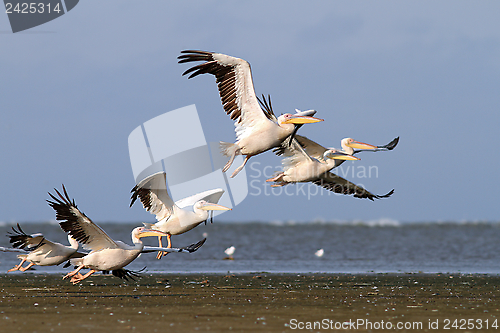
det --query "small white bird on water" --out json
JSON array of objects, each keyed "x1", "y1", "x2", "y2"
[
  {"x1": 315, "y1": 249, "x2": 324, "y2": 257},
  {"x1": 224, "y1": 246, "x2": 235, "y2": 260}
]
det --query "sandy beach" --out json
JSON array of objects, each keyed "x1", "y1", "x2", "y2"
[{"x1": 1, "y1": 273, "x2": 498, "y2": 332}]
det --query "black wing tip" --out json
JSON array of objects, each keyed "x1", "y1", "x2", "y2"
[
  {"x1": 177, "y1": 50, "x2": 215, "y2": 64},
  {"x1": 6, "y1": 223, "x2": 37, "y2": 250},
  {"x1": 257, "y1": 94, "x2": 276, "y2": 121},
  {"x1": 384, "y1": 137, "x2": 399, "y2": 150},
  {"x1": 129, "y1": 185, "x2": 139, "y2": 207},
  {"x1": 377, "y1": 189, "x2": 395, "y2": 199},
  {"x1": 362, "y1": 188, "x2": 395, "y2": 200},
  {"x1": 7, "y1": 223, "x2": 25, "y2": 237},
  {"x1": 366, "y1": 188, "x2": 395, "y2": 200},
  {"x1": 179, "y1": 49, "x2": 213, "y2": 55},
  {"x1": 184, "y1": 238, "x2": 207, "y2": 253},
  {"x1": 376, "y1": 136, "x2": 399, "y2": 151},
  {"x1": 111, "y1": 267, "x2": 147, "y2": 281},
  {"x1": 47, "y1": 184, "x2": 76, "y2": 208}
]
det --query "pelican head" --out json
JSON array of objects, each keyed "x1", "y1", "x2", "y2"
[
  {"x1": 341, "y1": 138, "x2": 377, "y2": 152},
  {"x1": 195, "y1": 200, "x2": 232, "y2": 211},
  {"x1": 278, "y1": 111, "x2": 323, "y2": 125},
  {"x1": 132, "y1": 227, "x2": 169, "y2": 242},
  {"x1": 324, "y1": 149, "x2": 360, "y2": 161}
]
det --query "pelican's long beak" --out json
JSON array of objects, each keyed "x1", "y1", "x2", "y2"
[
  {"x1": 346, "y1": 140, "x2": 377, "y2": 150},
  {"x1": 199, "y1": 203, "x2": 232, "y2": 211},
  {"x1": 325, "y1": 151, "x2": 360, "y2": 161},
  {"x1": 282, "y1": 114, "x2": 324, "y2": 124},
  {"x1": 138, "y1": 229, "x2": 169, "y2": 238}
]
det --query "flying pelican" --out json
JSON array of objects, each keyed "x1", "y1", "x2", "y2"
[
  {"x1": 267, "y1": 135, "x2": 395, "y2": 200},
  {"x1": 5, "y1": 223, "x2": 83, "y2": 272},
  {"x1": 178, "y1": 50, "x2": 324, "y2": 177},
  {"x1": 47, "y1": 186, "x2": 206, "y2": 284},
  {"x1": 131, "y1": 171, "x2": 231, "y2": 259}
]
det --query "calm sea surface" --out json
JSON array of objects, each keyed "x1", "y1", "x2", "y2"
[{"x1": 1, "y1": 221, "x2": 499, "y2": 274}]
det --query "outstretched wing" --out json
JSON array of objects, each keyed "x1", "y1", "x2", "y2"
[
  {"x1": 178, "y1": 50, "x2": 274, "y2": 139},
  {"x1": 142, "y1": 238, "x2": 207, "y2": 254},
  {"x1": 274, "y1": 135, "x2": 328, "y2": 159},
  {"x1": 0, "y1": 246, "x2": 27, "y2": 253},
  {"x1": 110, "y1": 267, "x2": 146, "y2": 281},
  {"x1": 379, "y1": 136, "x2": 399, "y2": 151},
  {"x1": 273, "y1": 134, "x2": 327, "y2": 172},
  {"x1": 7, "y1": 223, "x2": 45, "y2": 251},
  {"x1": 313, "y1": 172, "x2": 395, "y2": 201},
  {"x1": 175, "y1": 188, "x2": 225, "y2": 209},
  {"x1": 130, "y1": 172, "x2": 176, "y2": 221},
  {"x1": 353, "y1": 136, "x2": 400, "y2": 155},
  {"x1": 47, "y1": 186, "x2": 118, "y2": 251}
]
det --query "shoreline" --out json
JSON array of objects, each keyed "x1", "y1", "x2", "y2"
[{"x1": 1, "y1": 273, "x2": 499, "y2": 332}]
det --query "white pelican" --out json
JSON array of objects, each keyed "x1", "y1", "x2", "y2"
[
  {"x1": 267, "y1": 135, "x2": 395, "y2": 200},
  {"x1": 130, "y1": 171, "x2": 231, "y2": 259},
  {"x1": 47, "y1": 186, "x2": 205, "y2": 284},
  {"x1": 5, "y1": 223, "x2": 83, "y2": 272},
  {"x1": 178, "y1": 50, "x2": 324, "y2": 177}
]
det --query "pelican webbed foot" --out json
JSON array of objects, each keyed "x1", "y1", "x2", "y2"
[
  {"x1": 63, "y1": 264, "x2": 84, "y2": 280},
  {"x1": 70, "y1": 269, "x2": 96, "y2": 285},
  {"x1": 7, "y1": 258, "x2": 27, "y2": 272},
  {"x1": 18, "y1": 262, "x2": 35, "y2": 272},
  {"x1": 266, "y1": 172, "x2": 284, "y2": 183}
]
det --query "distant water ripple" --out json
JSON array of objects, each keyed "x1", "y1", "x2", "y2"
[{"x1": 1, "y1": 221, "x2": 499, "y2": 274}]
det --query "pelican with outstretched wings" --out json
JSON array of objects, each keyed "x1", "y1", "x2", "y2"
[
  {"x1": 3, "y1": 223, "x2": 83, "y2": 272},
  {"x1": 47, "y1": 186, "x2": 205, "y2": 284},
  {"x1": 267, "y1": 135, "x2": 397, "y2": 200},
  {"x1": 178, "y1": 50, "x2": 323, "y2": 177},
  {"x1": 130, "y1": 171, "x2": 231, "y2": 259}
]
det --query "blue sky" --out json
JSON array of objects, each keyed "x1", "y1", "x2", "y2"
[{"x1": 1, "y1": 1, "x2": 499, "y2": 223}]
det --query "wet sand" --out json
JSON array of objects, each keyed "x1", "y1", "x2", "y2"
[{"x1": 1, "y1": 273, "x2": 499, "y2": 332}]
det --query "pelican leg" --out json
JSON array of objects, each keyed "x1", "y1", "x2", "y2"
[
  {"x1": 160, "y1": 234, "x2": 172, "y2": 258},
  {"x1": 70, "y1": 269, "x2": 96, "y2": 285},
  {"x1": 19, "y1": 262, "x2": 35, "y2": 272},
  {"x1": 63, "y1": 264, "x2": 84, "y2": 280},
  {"x1": 162, "y1": 234, "x2": 172, "y2": 257},
  {"x1": 266, "y1": 172, "x2": 284, "y2": 183},
  {"x1": 231, "y1": 155, "x2": 251, "y2": 178},
  {"x1": 156, "y1": 236, "x2": 163, "y2": 260},
  {"x1": 7, "y1": 258, "x2": 27, "y2": 272},
  {"x1": 222, "y1": 147, "x2": 241, "y2": 173}
]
